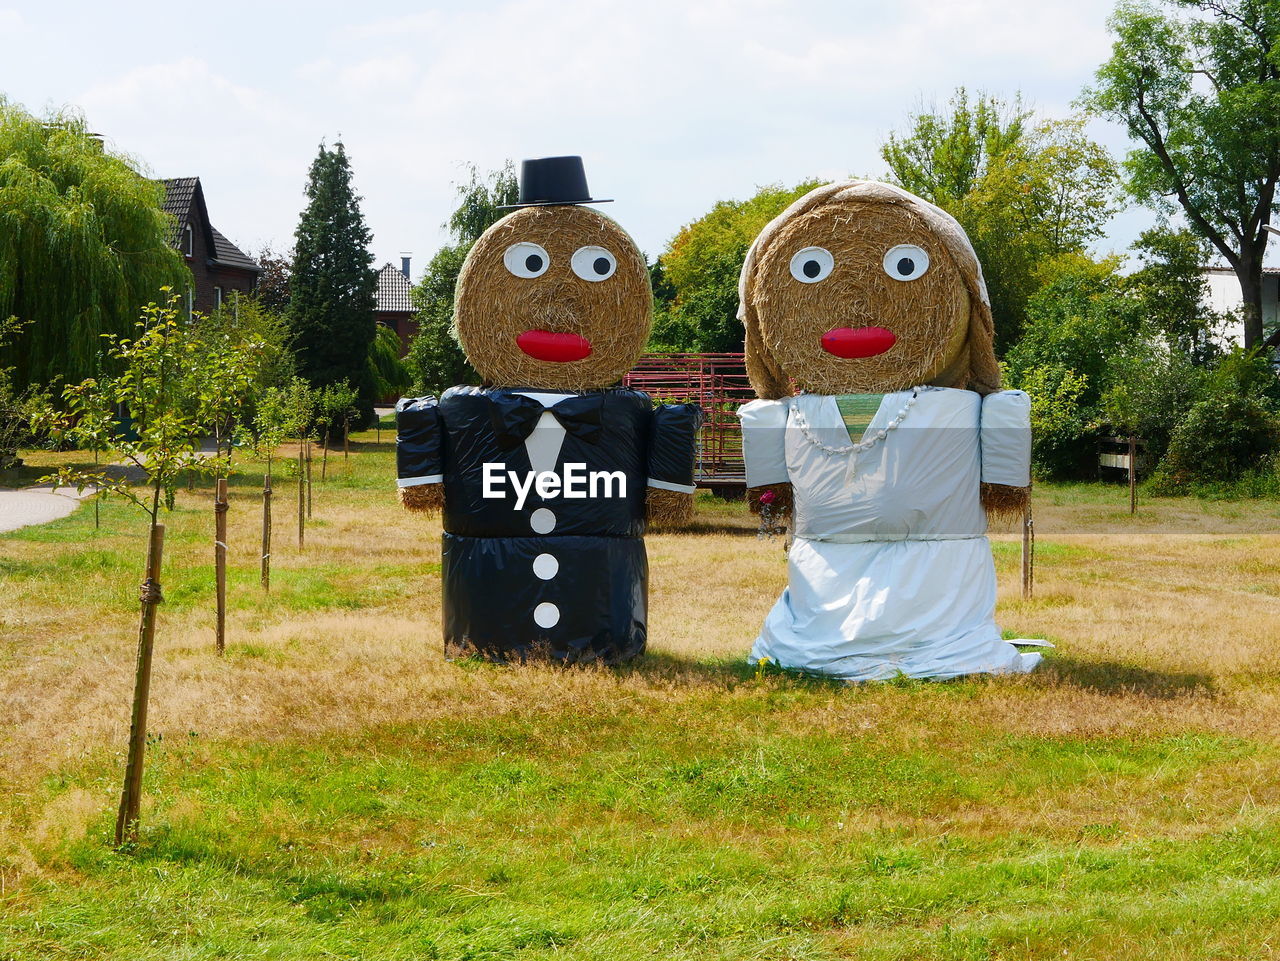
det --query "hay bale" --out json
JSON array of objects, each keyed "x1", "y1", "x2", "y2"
[
  {"x1": 455, "y1": 205, "x2": 652, "y2": 391},
  {"x1": 739, "y1": 181, "x2": 1001, "y2": 398}
]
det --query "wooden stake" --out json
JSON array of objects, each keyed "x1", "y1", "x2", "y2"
[
  {"x1": 343, "y1": 418, "x2": 349, "y2": 459},
  {"x1": 297, "y1": 442, "x2": 305, "y2": 550},
  {"x1": 94, "y1": 448, "x2": 100, "y2": 530},
  {"x1": 115, "y1": 522, "x2": 165, "y2": 847},
  {"x1": 261, "y1": 474, "x2": 272, "y2": 591},
  {"x1": 1021, "y1": 503, "x2": 1034, "y2": 600},
  {"x1": 306, "y1": 440, "x2": 313, "y2": 518},
  {"x1": 214, "y1": 479, "x2": 228, "y2": 655},
  {"x1": 1128, "y1": 434, "x2": 1137, "y2": 515}
]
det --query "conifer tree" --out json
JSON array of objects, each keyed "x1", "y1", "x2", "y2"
[{"x1": 288, "y1": 141, "x2": 377, "y2": 427}]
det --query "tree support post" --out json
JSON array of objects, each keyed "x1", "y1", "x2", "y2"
[
  {"x1": 297, "y1": 442, "x2": 305, "y2": 550},
  {"x1": 1128, "y1": 434, "x2": 1137, "y2": 515},
  {"x1": 115, "y1": 523, "x2": 165, "y2": 847},
  {"x1": 1021, "y1": 503, "x2": 1034, "y2": 600},
  {"x1": 215, "y1": 479, "x2": 228, "y2": 655},
  {"x1": 261, "y1": 474, "x2": 272, "y2": 591}
]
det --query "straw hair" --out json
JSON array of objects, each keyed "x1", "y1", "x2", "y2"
[
  {"x1": 399, "y1": 483, "x2": 444, "y2": 515},
  {"x1": 740, "y1": 181, "x2": 1000, "y2": 399},
  {"x1": 645, "y1": 488, "x2": 694, "y2": 529},
  {"x1": 455, "y1": 205, "x2": 652, "y2": 390},
  {"x1": 980, "y1": 481, "x2": 1031, "y2": 523}
]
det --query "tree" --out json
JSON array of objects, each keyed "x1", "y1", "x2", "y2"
[
  {"x1": 1004, "y1": 254, "x2": 1142, "y2": 474},
  {"x1": 1083, "y1": 0, "x2": 1280, "y2": 348},
  {"x1": 0, "y1": 317, "x2": 45, "y2": 470},
  {"x1": 288, "y1": 141, "x2": 377, "y2": 424},
  {"x1": 0, "y1": 98, "x2": 188, "y2": 390},
  {"x1": 252, "y1": 245, "x2": 292, "y2": 313},
  {"x1": 405, "y1": 163, "x2": 517, "y2": 395},
  {"x1": 655, "y1": 181, "x2": 822, "y2": 352},
  {"x1": 367, "y1": 323, "x2": 412, "y2": 399},
  {"x1": 39, "y1": 291, "x2": 217, "y2": 845},
  {"x1": 186, "y1": 298, "x2": 292, "y2": 465},
  {"x1": 882, "y1": 89, "x2": 1121, "y2": 351},
  {"x1": 1127, "y1": 226, "x2": 1224, "y2": 363}
]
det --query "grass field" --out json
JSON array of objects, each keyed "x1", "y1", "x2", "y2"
[{"x1": 3, "y1": 427, "x2": 1280, "y2": 959}]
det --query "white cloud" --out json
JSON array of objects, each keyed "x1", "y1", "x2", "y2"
[{"x1": 7, "y1": 0, "x2": 1145, "y2": 268}]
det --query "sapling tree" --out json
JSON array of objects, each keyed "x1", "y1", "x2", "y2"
[
  {"x1": 40, "y1": 291, "x2": 213, "y2": 846},
  {"x1": 316, "y1": 380, "x2": 359, "y2": 478},
  {"x1": 251, "y1": 381, "x2": 305, "y2": 589}
]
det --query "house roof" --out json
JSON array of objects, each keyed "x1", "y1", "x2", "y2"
[
  {"x1": 211, "y1": 226, "x2": 260, "y2": 272},
  {"x1": 1204, "y1": 265, "x2": 1280, "y2": 276},
  {"x1": 158, "y1": 177, "x2": 261, "y2": 274},
  {"x1": 158, "y1": 176, "x2": 200, "y2": 246},
  {"x1": 376, "y1": 262, "x2": 414, "y2": 312}
]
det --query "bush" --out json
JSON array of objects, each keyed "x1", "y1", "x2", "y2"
[
  {"x1": 1101, "y1": 345, "x2": 1207, "y2": 465},
  {"x1": 1149, "y1": 392, "x2": 1280, "y2": 493},
  {"x1": 1013, "y1": 364, "x2": 1096, "y2": 478}
]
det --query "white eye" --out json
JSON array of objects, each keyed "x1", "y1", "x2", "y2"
[
  {"x1": 570, "y1": 246, "x2": 617, "y2": 282},
  {"x1": 789, "y1": 246, "x2": 834, "y2": 283},
  {"x1": 883, "y1": 244, "x2": 930, "y2": 281},
  {"x1": 503, "y1": 242, "x2": 550, "y2": 278}
]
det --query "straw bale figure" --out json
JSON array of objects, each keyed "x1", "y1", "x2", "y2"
[
  {"x1": 738, "y1": 180, "x2": 1039, "y2": 680},
  {"x1": 395, "y1": 157, "x2": 701, "y2": 664}
]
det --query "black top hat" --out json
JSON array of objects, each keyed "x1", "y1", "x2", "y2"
[{"x1": 500, "y1": 156, "x2": 612, "y2": 208}]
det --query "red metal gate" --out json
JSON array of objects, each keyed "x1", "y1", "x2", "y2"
[{"x1": 624, "y1": 352, "x2": 753, "y2": 489}]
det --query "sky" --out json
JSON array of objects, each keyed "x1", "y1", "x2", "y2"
[{"x1": 1, "y1": 0, "x2": 1164, "y2": 275}]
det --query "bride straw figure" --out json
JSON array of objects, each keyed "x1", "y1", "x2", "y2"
[{"x1": 738, "y1": 180, "x2": 1043, "y2": 681}]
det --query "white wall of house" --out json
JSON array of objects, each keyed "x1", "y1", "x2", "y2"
[{"x1": 1203, "y1": 268, "x2": 1280, "y2": 346}]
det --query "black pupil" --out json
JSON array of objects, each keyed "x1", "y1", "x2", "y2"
[
  {"x1": 525, "y1": 253, "x2": 543, "y2": 272},
  {"x1": 896, "y1": 257, "x2": 915, "y2": 276},
  {"x1": 803, "y1": 259, "x2": 821, "y2": 278},
  {"x1": 593, "y1": 257, "x2": 610, "y2": 275}
]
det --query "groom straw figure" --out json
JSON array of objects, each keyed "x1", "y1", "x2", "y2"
[{"x1": 396, "y1": 156, "x2": 701, "y2": 664}]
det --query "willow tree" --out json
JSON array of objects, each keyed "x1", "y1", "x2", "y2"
[{"x1": 0, "y1": 98, "x2": 188, "y2": 390}]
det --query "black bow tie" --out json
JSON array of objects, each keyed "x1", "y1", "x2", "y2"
[{"x1": 490, "y1": 392, "x2": 605, "y2": 450}]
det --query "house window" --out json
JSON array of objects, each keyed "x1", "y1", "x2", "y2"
[
  {"x1": 214, "y1": 287, "x2": 223, "y2": 310},
  {"x1": 183, "y1": 224, "x2": 193, "y2": 257}
]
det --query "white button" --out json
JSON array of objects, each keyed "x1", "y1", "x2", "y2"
[
  {"x1": 534, "y1": 602, "x2": 560, "y2": 628},
  {"x1": 530, "y1": 508, "x2": 556, "y2": 534},
  {"x1": 533, "y1": 553, "x2": 559, "y2": 580}
]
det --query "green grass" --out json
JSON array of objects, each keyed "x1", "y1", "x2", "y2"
[
  {"x1": 5, "y1": 706, "x2": 1277, "y2": 959},
  {"x1": 3, "y1": 432, "x2": 1280, "y2": 959}
]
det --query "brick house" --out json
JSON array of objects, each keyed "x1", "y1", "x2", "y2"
[
  {"x1": 159, "y1": 177, "x2": 260, "y2": 314},
  {"x1": 376, "y1": 257, "x2": 417, "y2": 355}
]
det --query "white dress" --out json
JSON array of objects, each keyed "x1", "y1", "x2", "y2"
[{"x1": 739, "y1": 387, "x2": 1040, "y2": 681}]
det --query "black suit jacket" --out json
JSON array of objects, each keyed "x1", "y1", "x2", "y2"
[{"x1": 395, "y1": 387, "x2": 701, "y2": 664}]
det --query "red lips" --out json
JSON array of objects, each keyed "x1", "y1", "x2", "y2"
[
  {"x1": 516, "y1": 329, "x2": 593, "y2": 363},
  {"x1": 820, "y1": 326, "x2": 896, "y2": 359}
]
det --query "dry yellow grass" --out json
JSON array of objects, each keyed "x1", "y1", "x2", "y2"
[{"x1": 3, "y1": 460, "x2": 1280, "y2": 791}]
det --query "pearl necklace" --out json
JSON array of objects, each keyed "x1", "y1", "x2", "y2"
[{"x1": 789, "y1": 388, "x2": 923, "y2": 456}]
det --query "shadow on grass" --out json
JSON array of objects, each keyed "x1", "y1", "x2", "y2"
[
  {"x1": 666, "y1": 519, "x2": 761, "y2": 537},
  {"x1": 1043, "y1": 655, "x2": 1215, "y2": 699},
  {"x1": 617, "y1": 648, "x2": 850, "y2": 692}
]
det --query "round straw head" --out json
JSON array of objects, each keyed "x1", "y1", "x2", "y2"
[
  {"x1": 739, "y1": 181, "x2": 1000, "y2": 398},
  {"x1": 455, "y1": 205, "x2": 652, "y2": 390}
]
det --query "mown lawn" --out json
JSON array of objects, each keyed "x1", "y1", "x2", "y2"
[{"x1": 2, "y1": 430, "x2": 1280, "y2": 959}]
